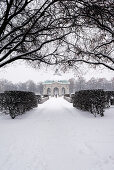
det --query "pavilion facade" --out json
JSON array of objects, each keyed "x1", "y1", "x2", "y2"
[{"x1": 43, "y1": 80, "x2": 70, "y2": 96}]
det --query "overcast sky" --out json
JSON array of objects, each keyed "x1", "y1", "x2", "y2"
[{"x1": 0, "y1": 61, "x2": 113, "y2": 83}]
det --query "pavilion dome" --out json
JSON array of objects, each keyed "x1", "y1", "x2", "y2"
[{"x1": 43, "y1": 69, "x2": 70, "y2": 85}]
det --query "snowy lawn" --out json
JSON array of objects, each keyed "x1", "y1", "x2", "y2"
[{"x1": 0, "y1": 97, "x2": 114, "y2": 170}]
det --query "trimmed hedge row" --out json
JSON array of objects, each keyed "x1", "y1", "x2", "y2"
[
  {"x1": 64, "y1": 94, "x2": 71, "y2": 102},
  {"x1": 36, "y1": 95, "x2": 42, "y2": 103},
  {"x1": 64, "y1": 96, "x2": 72, "y2": 103},
  {"x1": 39, "y1": 97, "x2": 49, "y2": 104},
  {"x1": 43, "y1": 95, "x2": 49, "y2": 98},
  {"x1": 35, "y1": 95, "x2": 49, "y2": 104},
  {"x1": 104, "y1": 91, "x2": 114, "y2": 107},
  {"x1": 70, "y1": 94, "x2": 75, "y2": 103},
  {"x1": 64, "y1": 94, "x2": 75, "y2": 103},
  {"x1": 0, "y1": 91, "x2": 37, "y2": 119},
  {"x1": 111, "y1": 99, "x2": 114, "y2": 105},
  {"x1": 64, "y1": 94, "x2": 70, "y2": 97},
  {"x1": 73, "y1": 90, "x2": 105, "y2": 117}
]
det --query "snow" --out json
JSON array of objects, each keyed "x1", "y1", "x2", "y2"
[{"x1": 0, "y1": 97, "x2": 114, "y2": 170}]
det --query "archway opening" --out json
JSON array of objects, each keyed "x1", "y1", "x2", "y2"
[
  {"x1": 62, "y1": 87, "x2": 65, "y2": 95},
  {"x1": 53, "y1": 87, "x2": 59, "y2": 96},
  {"x1": 47, "y1": 88, "x2": 51, "y2": 96}
]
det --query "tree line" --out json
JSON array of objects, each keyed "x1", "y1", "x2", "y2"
[
  {"x1": 0, "y1": 79, "x2": 43, "y2": 94},
  {"x1": 69, "y1": 77, "x2": 114, "y2": 93},
  {"x1": 0, "y1": 77, "x2": 114, "y2": 95}
]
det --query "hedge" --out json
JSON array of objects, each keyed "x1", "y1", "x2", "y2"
[
  {"x1": 110, "y1": 99, "x2": 114, "y2": 105},
  {"x1": 73, "y1": 90, "x2": 105, "y2": 117},
  {"x1": 0, "y1": 91, "x2": 37, "y2": 119},
  {"x1": 70, "y1": 93, "x2": 75, "y2": 103},
  {"x1": 36, "y1": 95, "x2": 42, "y2": 103},
  {"x1": 64, "y1": 94, "x2": 70, "y2": 97},
  {"x1": 39, "y1": 97, "x2": 49, "y2": 104},
  {"x1": 64, "y1": 96, "x2": 72, "y2": 103},
  {"x1": 104, "y1": 91, "x2": 114, "y2": 107},
  {"x1": 0, "y1": 93, "x2": 7, "y2": 112},
  {"x1": 43, "y1": 95, "x2": 49, "y2": 98}
]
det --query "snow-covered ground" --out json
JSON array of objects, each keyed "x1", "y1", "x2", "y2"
[{"x1": 0, "y1": 97, "x2": 114, "y2": 170}]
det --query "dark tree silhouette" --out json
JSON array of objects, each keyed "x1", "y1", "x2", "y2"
[{"x1": 0, "y1": 0, "x2": 114, "y2": 70}]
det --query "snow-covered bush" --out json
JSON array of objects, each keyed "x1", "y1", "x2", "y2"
[
  {"x1": 104, "y1": 91, "x2": 114, "y2": 107},
  {"x1": 64, "y1": 94, "x2": 72, "y2": 103},
  {"x1": 0, "y1": 91, "x2": 37, "y2": 119},
  {"x1": 64, "y1": 96, "x2": 72, "y2": 103},
  {"x1": 39, "y1": 95, "x2": 49, "y2": 104},
  {"x1": 70, "y1": 94, "x2": 75, "y2": 103},
  {"x1": 73, "y1": 90, "x2": 105, "y2": 117},
  {"x1": 64, "y1": 94, "x2": 70, "y2": 97},
  {"x1": 43, "y1": 95, "x2": 49, "y2": 98},
  {"x1": 36, "y1": 95, "x2": 41, "y2": 103},
  {"x1": 39, "y1": 97, "x2": 49, "y2": 104},
  {"x1": 0, "y1": 93, "x2": 7, "y2": 112},
  {"x1": 110, "y1": 99, "x2": 114, "y2": 105}
]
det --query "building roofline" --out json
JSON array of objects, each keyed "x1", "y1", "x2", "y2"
[{"x1": 43, "y1": 80, "x2": 70, "y2": 85}]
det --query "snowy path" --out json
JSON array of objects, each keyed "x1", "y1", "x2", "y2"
[{"x1": 0, "y1": 97, "x2": 114, "y2": 170}]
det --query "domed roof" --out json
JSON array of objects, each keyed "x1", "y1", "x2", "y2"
[
  {"x1": 43, "y1": 68, "x2": 70, "y2": 85},
  {"x1": 43, "y1": 80, "x2": 70, "y2": 85}
]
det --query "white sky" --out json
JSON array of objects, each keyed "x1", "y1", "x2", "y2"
[{"x1": 0, "y1": 61, "x2": 113, "y2": 83}]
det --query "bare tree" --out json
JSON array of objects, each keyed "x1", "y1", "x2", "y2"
[
  {"x1": 0, "y1": 0, "x2": 74, "y2": 68},
  {"x1": 60, "y1": 0, "x2": 114, "y2": 71},
  {"x1": 0, "y1": 0, "x2": 114, "y2": 70}
]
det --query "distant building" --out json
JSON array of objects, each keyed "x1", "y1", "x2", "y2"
[{"x1": 43, "y1": 80, "x2": 70, "y2": 96}]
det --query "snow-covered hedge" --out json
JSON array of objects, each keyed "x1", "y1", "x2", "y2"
[
  {"x1": 39, "y1": 96, "x2": 49, "y2": 104},
  {"x1": 73, "y1": 90, "x2": 105, "y2": 117},
  {"x1": 64, "y1": 94, "x2": 71, "y2": 102},
  {"x1": 70, "y1": 94, "x2": 75, "y2": 103},
  {"x1": 35, "y1": 95, "x2": 49, "y2": 104},
  {"x1": 0, "y1": 91, "x2": 37, "y2": 119},
  {"x1": 110, "y1": 99, "x2": 114, "y2": 105},
  {"x1": 0, "y1": 93, "x2": 7, "y2": 111},
  {"x1": 43, "y1": 95, "x2": 49, "y2": 98},
  {"x1": 64, "y1": 96, "x2": 72, "y2": 103},
  {"x1": 104, "y1": 91, "x2": 114, "y2": 107},
  {"x1": 64, "y1": 94, "x2": 70, "y2": 97},
  {"x1": 36, "y1": 95, "x2": 42, "y2": 103}
]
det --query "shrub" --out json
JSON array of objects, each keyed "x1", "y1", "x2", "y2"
[
  {"x1": 36, "y1": 95, "x2": 41, "y2": 103},
  {"x1": 43, "y1": 95, "x2": 49, "y2": 98},
  {"x1": 110, "y1": 99, "x2": 114, "y2": 105},
  {"x1": 70, "y1": 93, "x2": 75, "y2": 103},
  {"x1": 73, "y1": 90, "x2": 105, "y2": 117},
  {"x1": 0, "y1": 93, "x2": 7, "y2": 111},
  {"x1": 104, "y1": 91, "x2": 114, "y2": 107},
  {"x1": 0, "y1": 91, "x2": 37, "y2": 119},
  {"x1": 64, "y1": 94, "x2": 70, "y2": 97}
]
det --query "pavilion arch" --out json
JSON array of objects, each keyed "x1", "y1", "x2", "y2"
[
  {"x1": 43, "y1": 80, "x2": 70, "y2": 96},
  {"x1": 53, "y1": 87, "x2": 59, "y2": 96},
  {"x1": 61, "y1": 87, "x2": 66, "y2": 95},
  {"x1": 47, "y1": 88, "x2": 51, "y2": 96}
]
